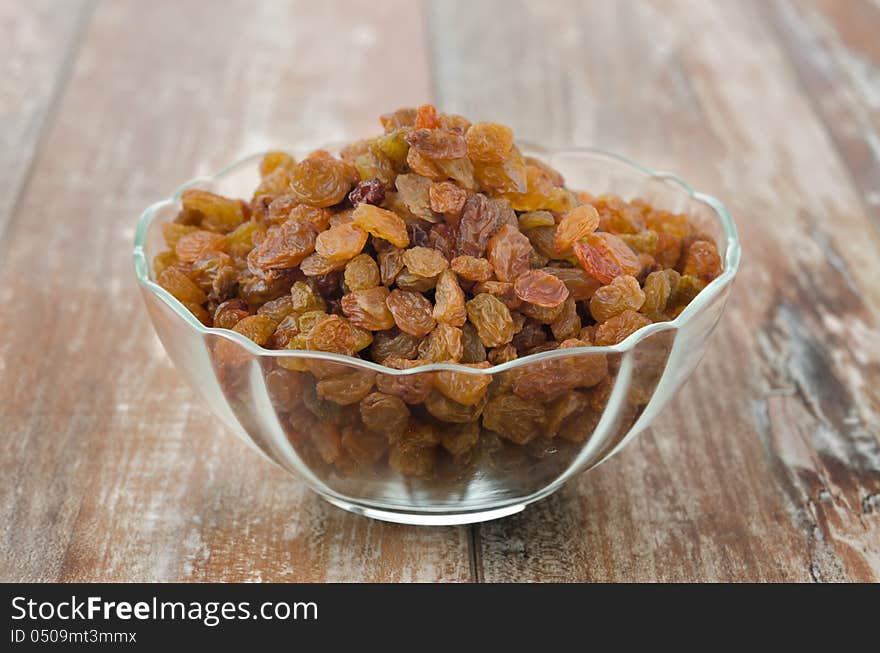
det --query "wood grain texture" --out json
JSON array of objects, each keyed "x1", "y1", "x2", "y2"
[
  {"x1": 766, "y1": 0, "x2": 880, "y2": 228},
  {"x1": 0, "y1": 0, "x2": 473, "y2": 583},
  {"x1": 429, "y1": 0, "x2": 880, "y2": 581},
  {"x1": 0, "y1": 0, "x2": 91, "y2": 236}
]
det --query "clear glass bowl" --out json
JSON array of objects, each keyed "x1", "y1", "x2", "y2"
[{"x1": 133, "y1": 146, "x2": 741, "y2": 525}]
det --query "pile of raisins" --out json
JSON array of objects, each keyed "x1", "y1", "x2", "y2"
[{"x1": 153, "y1": 105, "x2": 722, "y2": 478}]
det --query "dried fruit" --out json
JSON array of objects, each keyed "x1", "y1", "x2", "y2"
[
  {"x1": 341, "y1": 286, "x2": 395, "y2": 331},
  {"x1": 418, "y1": 323, "x2": 463, "y2": 362},
  {"x1": 433, "y1": 269, "x2": 467, "y2": 326},
  {"x1": 314, "y1": 222, "x2": 368, "y2": 262},
  {"x1": 589, "y1": 275, "x2": 646, "y2": 323},
  {"x1": 682, "y1": 240, "x2": 722, "y2": 283},
  {"x1": 466, "y1": 293, "x2": 515, "y2": 348},
  {"x1": 360, "y1": 392, "x2": 410, "y2": 439},
  {"x1": 352, "y1": 203, "x2": 409, "y2": 247},
  {"x1": 554, "y1": 204, "x2": 600, "y2": 253},
  {"x1": 305, "y1": 314, "x2": 356, "y2": 355},
  {"x1": 343, "y1": 253, "x2": 380, "y2": 291},
  {"x1": 370, "y1": 328, "x2": 420, "y2": 362},
  {"x1": 348, "y1": 178, "x2": 386, "y2": 207},
  {"x1": 450, "y1": 255, "x2": 494, "y2": 282},
  {"x1": 402, "y1": 246, "x2": 448, "y2": 278},
  {"x1": 180, "y1": 188, "x2": 245, "y2": 233},
  {"x1": 573, "y1": 232, "x2": 641, "y2": 284},
  {"x1": 514, "y1": 269, "x2": 570, "y2": 308},
  {"x1": 406, "y1": 128, "x2": 467, "y2": 160},
  {"x1": 465, "y1": 122, "x2": 514, "y2": 163},
  {"x1": 483, "y1": 394, "x2": 546, "y2": 444},
  {"x1": 593, "y1": 310, "x2": 652, "y2": 346},
  {"x1": 385, "y1": 289, "x2": 436, "y2": 337},
  {"x1": 248, "y1": 220, "x2": 318, "y2": 271},
  {"x1": 317, "y1": 370, "x2": 376, "y2": 405},
  {"x1": 290, "y1": 152, "x2": 354, "y2": 207},
  {"x1": 487, "y1": 224, "x2": 532, "y2": 282},
  {"x1": 456, "y1": 194, "x2": 503, "y2": 257},
  {"x1": 429, "y1": 181, "x2": 467, "y2": 216}
]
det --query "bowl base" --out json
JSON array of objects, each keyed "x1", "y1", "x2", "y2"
[{"x1": 321, "y1": 495, "x2": 527, "y2": 526}]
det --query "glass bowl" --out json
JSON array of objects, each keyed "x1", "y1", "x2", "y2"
[{"x1": 133, "y1": 146, "x2": 740, "y2": 525}]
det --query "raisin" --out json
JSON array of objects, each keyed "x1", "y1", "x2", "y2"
[
  {"x1": 434, "y1": 364, "x2": 492, "y2": 405},
  {"x1": 406, "y1": 128, "x2": 467, "y2": 160},
  {"x1": 248, "y1": 220, "x2": 318, "y2": 272},
  {"x1": 343, "y1": 253, "x2": 380, "y2": 291},
  {"x1": 413, "y1": 104, "x2": 440, "y2": 130},
  {"x1": 352, "y1": 203, "x2": 409, "y2": 247},
  {"x1": 299, "y1": 252, "x2": 346, "y2": 276},
  {"x1": 483, "y1": 394, "x2": 546, "y2": 445},
  {"x1": 375, "y1": 359, "x2": 434, "y2": 404},
  {"x1": 466, "y1": 293, "x2": 515, "y2": 348},
  {"x1": 214, "y1": 298, "x2": 250, "y2": 330},
  {"x1": 518, "y1": 211, "x2": 556, "y2": 231},
  {"x1": 461, "y1": 323, "x2": 487, "y2": 363},
  {"x1": 550, "y1": 296, "x2": 581, "y2": 341},
  {"x1": 554, "y1": 204, "x2": 600, "y2": 253},
  {"x1": 486, "y1": 224, "x2": 532, "y2": 282},
  {"x1": 316, "y1": 370, "x2": 376, "y2": 405},
  {"x1": 377, "y1": 248, "x2": 405, "y2": 285},
  {"x1": 640, "y1": 270, "x2": 672, "y2": 316},
  {"x1": 180, "y1": 189, "x2": 245, "y2": 233},
  {"x1": 429, "y1": 181, "x2": 467, "y2": 216},
  {"x1": 472, "y1": 280, "x2": 520, "y2": 310},
  {"x1": 232, "y1": 314, "x2": 277, "y2": 345},
  {"x1": 433, "y1": 269, "x2": 467, "y2": 326},
  {"x1": 487, "y1": 343, "x2": 518, "y2": 365},
  {"x1": 400, "y1": 246, "x2": 447, "y2": 279},
  {"x1": 389, "y1": 438, "x2": 436, "y2": 478},
  {"x1": 456, "y1": 193, "x2": 503, "y2": 257},
  {"x1": 440, "y1": 422, "x2": 481, "y2": 456},
  {"x1": 428, "y1": 223, "x2": 458, "y2": 261},
  {"x1": 370, "y1": 328, "x2": 420, "y2": 362},
  {"x1": 512, "y1": 319, "x2": 548, "y2": 354},
  {"x1": 474, "y1": 146, "x2": 527, "y2": 194},
  {"x1": 465, "y1": 122, "x2": 514, "y2": 163},
  {"x1": 257, "y1": 294, "x2": 295, "y2": 323},
  {"x1": 541, "y1": 267, "x2": 601, "y2": 301},
  {"x1": 290, "y1": 152, "x2": 354, "y2": 207},
  {"x1": 573, "y1": 232, "x2": 641, "y2": 284},
  {"x1": 175, "y1": 230, "x2": 227, "y2": 262},
  {"x1": 158, "y1": 266, "x2": 207, "y2": 304},
  {"x1": 385, "y1": 289, "x2": 436, "y2": 337},
  {"x1": 450, "y1": 255, "x2": 494, "y2": 282},
  {"x1": 305, "y1": 314, "x2": 356, "y2": 355},
  {"x1": 513, "y1": 269, "x2": 570, "y2": 308},
  {"x1": 259, "y1": 151, "x2": 295, "y2": 178},
  {"x1": 593, "y1": 309, "x2": 652, "y2": 345},
  {"x1": 341, "y1": 286, "x2": 395, "y2": 331},
  {"x1": 589, "y1": 275, "x2": 646, "y2": 323},
  {"x1": 417, "y1": 323, "x2": 463, "y2": 362},
  {"x1": 348, "y1": 178, "x2": 386, "y2": 207},
  {"x1": 594, "y1": 195, "x2": 645, "y2": 234},
  {"x1": 682, "y1": 240, "x2": 722, "y2": 283},
  {"x1": 314, "y1": 223, "x2": 368, "y2": 262},
  {"x1": 425, "y1": 390, "x2": 487, "y2": 423},
  {"x1": 395, "y1": 173, "x2": 436, "y2": 221},
  {"x1": 381, "y1": 107, "x2": 418, "y2": 131}
]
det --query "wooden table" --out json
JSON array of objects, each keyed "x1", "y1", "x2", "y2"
[{"x1": 2, "y1": 0, "x2": 878, "y2": 582}]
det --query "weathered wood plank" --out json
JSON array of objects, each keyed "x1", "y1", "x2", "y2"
[
  {"x1": 0, "y1": 0, "x2": 472, "y2": 582},
  {"x1": 0, "y1": 0, "x2": 91, "y2": 236},
  {"x1": 766, "y1": 0, "x2": 880, "y2": 228},
  {"x1": 429, "y1": 0, "x2": 880, "y2": 581}
]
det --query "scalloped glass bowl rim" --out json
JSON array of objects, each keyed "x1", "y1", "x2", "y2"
[{"x1": 133, "y1": 145, "x2": 741, "y2": 377}]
